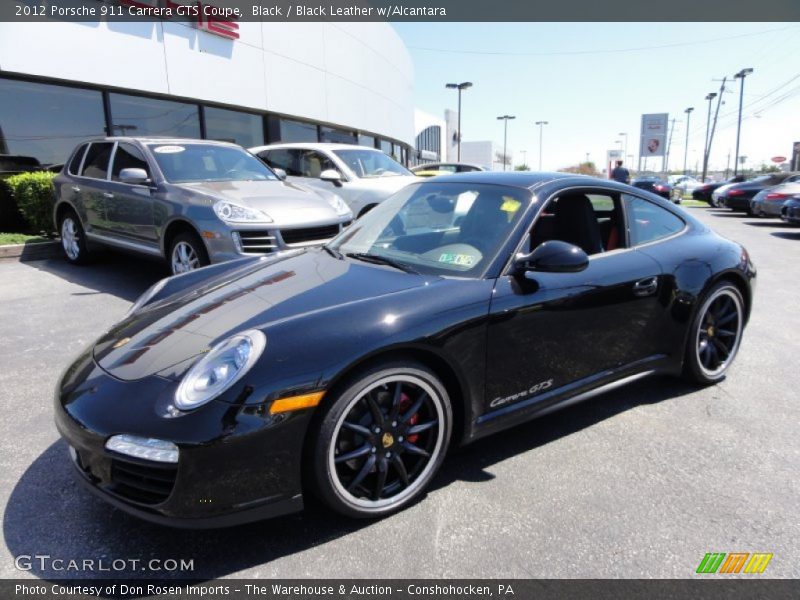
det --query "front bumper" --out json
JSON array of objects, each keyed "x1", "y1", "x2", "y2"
[
  {"x1": 54, "y1": 350, "x2": 312, "y2": 528},
  {"x1": 723, "y1": 195, "x2": 751, "y2": 210},
  {"x1": 781, "y1": 204, "x2": 800, "y2": 225}
]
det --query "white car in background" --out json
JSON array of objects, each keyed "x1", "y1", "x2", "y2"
[
  {"x1": 669, "y1": 175, "x2": 704, "y2": 195},
  {"x1": 250, "y1": 143, "x2": 419, "y2": 218}
]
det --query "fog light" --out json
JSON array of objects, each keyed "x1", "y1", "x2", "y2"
[
  {"x1": 231, "y1": 231, "x2": 243, "y2": 253},
  {"x1": 105, "y1": 434, "x2": 179, "y2": 464}
]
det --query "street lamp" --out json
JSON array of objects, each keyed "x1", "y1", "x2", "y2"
[
  {"x1": 535, "y1": 120, "x2": 548, "y2": 171},
  {"x1": 445, "y1": 82, "x2": 472, "y2": 162},
  {"x1": 497, "y1": 115, "x2": 515, "y2": 171},
  {"x1": 733, "y1": 68, "x2": 753, "y2": 176},
  {"x1": 702, "y1": 92, "x2": 717, "y2": 182},
  {"x1": 683, "y1": 107, "x2": 694, "y2": 175}
]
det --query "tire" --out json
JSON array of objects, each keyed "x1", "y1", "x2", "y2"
[
  {"x1": 168, "y1": 231, "x2": 209, "y2": 275},
  {"x1": 682, "y1": 281, "x2": 745, "y2": 385},
  {"x1": 309, "y1": 361, "x2": 452, "y2": 518},
  {"x1": 59, "y1": 209, "x2": 91, "y2": 265}
]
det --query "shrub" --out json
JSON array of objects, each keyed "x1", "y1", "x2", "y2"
[{"x1": 4, "y1": 171, "x2": 57, "y2": 235}]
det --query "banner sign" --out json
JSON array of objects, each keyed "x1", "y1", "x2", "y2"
[{"x1": 639, "y1": 113, "x2": 669, "y2": 158}]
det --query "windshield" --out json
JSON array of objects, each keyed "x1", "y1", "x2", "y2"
[
  {"x1": 148, "y1": 143, "x2": 278, "y2": 183},
  {"x1": 332, "y1": 149, "x2": 412, "y2": 178},
  {"x1": 327, "y1": 182, "x2": 529, "y2": 276}
]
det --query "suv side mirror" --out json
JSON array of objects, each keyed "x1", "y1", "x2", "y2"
[
  {"x1": 272, "y1": 168, "x2": 287, "y2": 181},
  {"x1": 119, "y1": 168, "x2": 150, "y2": 185},
  {"x1": 514, "y1": 240, "x2": 589, "y2": 274},
  {"x1": 320, "y1": 169, "x2": 343, "y2": 187}
]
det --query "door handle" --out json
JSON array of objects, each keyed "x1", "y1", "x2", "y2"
[
  {"x1": 103, "y1": 192, "x2": 114, "y2": 199},
  {"x1": 71, "y1": 186, "x2": 81, "y2": 193},
  {"x1": 633, "y1": 276, "x2": 658, "y2": 297}
]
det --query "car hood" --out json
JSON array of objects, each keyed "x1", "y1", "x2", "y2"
[
  {"x1": 348, "y1": 175, "x2": 419, "y2": 192},
  {"x1": 174, "y1": 180, "x2": 344, "y2": 222},
  {"x1": 93, "y1": 250, "x2": 438, "y2": 381}
]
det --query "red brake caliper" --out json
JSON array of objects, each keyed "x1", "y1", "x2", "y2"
[{"x1": 398, "y1": 393, "x2": 420, "y2": 443}]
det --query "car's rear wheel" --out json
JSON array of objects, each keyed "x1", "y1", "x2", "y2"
[
  {"x1": 309, "y1": 362, "x2": 452, "y2": 518},
  {"x1": 59, "y1": 209, "x2": 91, "y2": 265},
  {"x1": 169, "y1": 231, "x2": 209, "y2": 275},
  {"x1": 683, "y1": 282, "x2": 745, "y2": 385}
]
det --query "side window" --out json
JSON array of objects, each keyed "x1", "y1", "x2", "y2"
[
  {"x1": 80, "y1": 142, "x2": 114, "y2": 180},
  {"x1": 261, "y1": 149, "x2": 301, "y2": 176},
  {"x1": 111, "y1": 143, "x2": 150, "y2": 182},
  {"x1": 68, "y1": 144, "x2": 88, "y2": 175},
  {"x1": 298, "y1": 150, "x2": 337, "y2": 178},
  {"x1": 624, "y1": 195, "x2": 685, "y2": 246},
  {"x1": 529, "y1": 190, "x2": 624, "y2": 255}
]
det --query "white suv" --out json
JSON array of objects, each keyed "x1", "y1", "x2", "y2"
[{"x1": 250, "y1": 143, "x2": 419, "y2": 217}]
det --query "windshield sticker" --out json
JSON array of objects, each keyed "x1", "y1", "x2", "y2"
[
  {"x1": 438, "y1": 253, "x2": 476, "y2": 267},
  {"x1": 153, "y1": 145, "x2": 185, "y2": 154},
  {"x1": 500, "y1": 197, "x2": 522, "y2": 221}
]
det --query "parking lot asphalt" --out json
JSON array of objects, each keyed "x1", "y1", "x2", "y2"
[{"x1": 1, "y1": 207, "x2": 798, "y2": 581}]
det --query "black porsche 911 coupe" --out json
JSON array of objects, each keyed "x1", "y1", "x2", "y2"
[{"x1": 55, "y1": 172, "x2": 755, "y2": 527}]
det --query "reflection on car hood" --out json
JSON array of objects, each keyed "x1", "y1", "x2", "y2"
[
  {"x1": 175, "y1": 180, "x2": 342, "y2": 222},
  {"x1": 93, "y1": 250, "x2": 438, "y2": 381},
  {"x1": 349, "y1": 175, "x2": 419, "y2": 192}
]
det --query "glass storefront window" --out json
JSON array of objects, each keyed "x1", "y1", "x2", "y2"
[
  {"x1": 109, "y1": 93, "x2": 200, "y2": 138},
  {"x1": 319, "y1": 126, "x2": 356, "y2": 144},
  {"x1": 204, "y1": 107, "x2": 264, "y2": 148},
  {"x1": 380, "y1": 139, "x2": 392, "y2": 156},
  {"x1": 358, "y1": 134, "x2": 376, "y2": 148},
  {"x1": 0, "y1": 78, "x2": 106, "y2": 167},
  {"x1": 267, "y1": 116, "x2": 318, "y2": 143}
]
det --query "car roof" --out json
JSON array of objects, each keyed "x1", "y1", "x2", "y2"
[
  {"x1": 82, "y1": 137, "x2": 241, "y2": 147},
  {"x1": 249, "y1": 142, "x2": 373, "y2": 152},
  {"x1": 424, "y1": 170, "x2": 592, "y2": 190},
  {"x1": 413, "y1": 162, "x2": 484, "y2": 169}
]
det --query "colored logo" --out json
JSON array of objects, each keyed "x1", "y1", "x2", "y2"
[{"x1": 696, "y1": 552, "x2": 773, "y2": 574}]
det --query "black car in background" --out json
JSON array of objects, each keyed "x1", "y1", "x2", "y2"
[
  {"x1": 54, "y1": 172, "x2": 755, "y2": 527},
  {"x1": 693, "y1": 175, "x2": 745, "y2": 205},
  {"x1": 781, "y1": 196, "x2": 800, "y2": 225},
  {"x1": 718, "y1": 172, "x2": 800, "y2": 212},
  {"x1": 631, "y1": 176, "x2": 673, "y2": 201}
]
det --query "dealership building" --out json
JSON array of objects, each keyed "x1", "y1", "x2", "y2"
[{"x1": 0, "y1": 19, "x2": 415, "y2": 168}]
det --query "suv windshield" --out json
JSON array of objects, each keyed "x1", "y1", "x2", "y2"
[
  {"x1": 332, "y1": 149, "x2": 412, "y2": 178},
  {"x1": 148, "y1": 143, "x2": 278, "y2": 183},
  {"x1": 327, "y1": 182, "x2": 529, "y2": 276}
]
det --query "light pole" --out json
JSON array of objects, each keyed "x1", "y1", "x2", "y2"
[
  {"x1": 497, "y1": 115, "x2": 515, "y2": 171},
  {"x1": 702, "y1": 92, "x2": 717, "y2": 182},
  {"x1": 733, "y1": 68, "x2": 753, "y2": 176},
  {"x1": 618, "y1": 132, "x2": 628, "y2": 163},
  {"x1": 445, "y1": 82, "x2": 472, "y2": 162},
  {"x1": 683, "y1": 107, "x2": 694, "y2": 175},
  {"x1": 535, "y1": 120, "x2": 548, "y2": 171}
]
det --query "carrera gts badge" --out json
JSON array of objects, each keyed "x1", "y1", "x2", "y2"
[{"x1": 490, "y1": 379, "x2": 554, "y2": 408}]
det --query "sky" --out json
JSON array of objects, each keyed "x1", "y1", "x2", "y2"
[{"x1": 392, "y1": 22, "x2": 800, "y2": 173}]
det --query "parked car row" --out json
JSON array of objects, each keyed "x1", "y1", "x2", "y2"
[
  {"x1": 707, "y1": 171, "x2": 800, "y2": 223},
  {"x1": 54, "y1": 138, "x2": 419, "y2": 275}
]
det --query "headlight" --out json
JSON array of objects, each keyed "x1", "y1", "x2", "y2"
[
  {"x1": 124, "y1": 277, "x2": 168, "y2": 319},
  {"x1": 328, "y1": 195, "x2": 352, "y2": 217},
  {"x1": 175, "y1": 329, "x2": 266, "y2": 410},
  {"x1": 213, "y1": 201, "x2": 273, "y2": 224}
]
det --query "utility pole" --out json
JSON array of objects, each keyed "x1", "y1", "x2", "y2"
[
  {"x1": 535, "y1": 120, "x2": 548, "y2": 171},
  {"x1": 445, "y1": 82, "x2": 473, "y2": 162},
  {"x1": 733, "y1": 68, "x2": 753, "y2": 176},
  {"x1": 725, "y1": 150, "x2": 731, "y2": 179},
  {"x1": 665, "y1": 118, "x2": 677, "y2": 173},
  {"x1": 497, "y1": 115, "x2": 515, "y2": 171},
  {"x1": 701, "y1": 92, "x2": 717, "y2": 182},
  {"x1": 705, "y1": 77, "x2": 727, "y2": 182},
  {"x1": 683, "y1": 107, "x2": 694, "y2": 175}
]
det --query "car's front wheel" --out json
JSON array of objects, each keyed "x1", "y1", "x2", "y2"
[
  {"x1": 309, "y1": 362, "x2": 452, "y2": 518},
  {"x1": 683, "y1": 281, "x2": 745, "y2": 385},
  {"x1": 59, "y1": 209, "x2": 91, "y2": 265},
  {"x1": 169, "y1": 231, "x2": 209, "y2": 275}
]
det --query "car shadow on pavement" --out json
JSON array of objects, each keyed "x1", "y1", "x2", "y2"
[
  {"x1": 708, "y1": 211, "x2": 748, "y2": 218},
  {"x1": 770, "y1": 231, "x2": 800, "y2": 240},
  {"x1": 742, "y1": 220, "x2": 797, "y2": 228},
  {"x1": 3, "y1": 375, "x2": 695, "y2": 586},
  {"x1": 23, "y1": 251, "x2": 167, "y2": 303}
]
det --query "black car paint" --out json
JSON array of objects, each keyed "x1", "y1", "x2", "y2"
[
  {"x1": 55, "y1": 172, "x2": 755, "y2": 527},
  {"x1": 720, "y1": 173, "x2": 799, "y2": 211},
  {"x1": 781, "y1": 197, "x2": 800, "y2": 224}
]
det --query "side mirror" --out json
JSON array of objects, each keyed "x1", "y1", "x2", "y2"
[
  {"x1": 119, "y1": 168, "x2": 150, "y2": 185},
  {"x1": 514, "y1": 240, "x2": 589, "y2": 274},
  {"x1": 272, "y1": 167, "x2": 287, "y2": 181},
  {"x1": 320, "y1": 169, "x2": 343, "y2": 187}
]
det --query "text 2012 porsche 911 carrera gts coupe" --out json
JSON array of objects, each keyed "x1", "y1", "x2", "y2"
[{"x1": 55, "y1": 172, "x2": 755, "y2": 527}]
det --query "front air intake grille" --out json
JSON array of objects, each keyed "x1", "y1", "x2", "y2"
[
  {"x1": 280, "y1": 224, "x2": 342, "y2": 245},
  {"x1": 109, "y1": 457, "x2": 178, "y2": 505},
  {"x1": 236, "y1": 230, "x2": 278, "y2": 254}
]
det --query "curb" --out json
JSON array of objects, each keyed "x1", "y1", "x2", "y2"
[{"x1": 0, "y1": 240, "x2": 62, "y2": 262}]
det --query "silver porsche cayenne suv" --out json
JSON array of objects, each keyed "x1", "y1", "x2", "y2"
[{"x1": 53, "y1": 137, "x2": 353, "y2": 275}]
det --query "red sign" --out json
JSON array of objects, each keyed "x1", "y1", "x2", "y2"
[
  {"x1": 119, "y1": 0, "x2": 240, "y2": 40},
  {"x1": 771, "y1": 156, "x2": 787, "y2": 163}
]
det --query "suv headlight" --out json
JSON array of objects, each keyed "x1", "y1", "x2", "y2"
[
  {"x1": 213, "y1": 201, "x2": 273, "y2": 224},
  {"x1": 175, "y1": 329, "x2": 266, "y2": 410},
  {"x1": 328, "y1": 195, "x2": 352, "y2": 218}
]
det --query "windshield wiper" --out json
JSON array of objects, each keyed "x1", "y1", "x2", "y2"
[
  {"x1": 323, "y1": 246, "x2": 343, "y2": 260},
  {"x1": 345, "y1": 252, "x2": 419, "y2": 274}
]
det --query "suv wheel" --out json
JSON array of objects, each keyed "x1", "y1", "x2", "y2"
[
  {"x1": 59, "y1": 210, "x2": 91, "y2": 265},
  {"x1": 169, "y1": 232, "x2": 209, "y2": 275}
]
